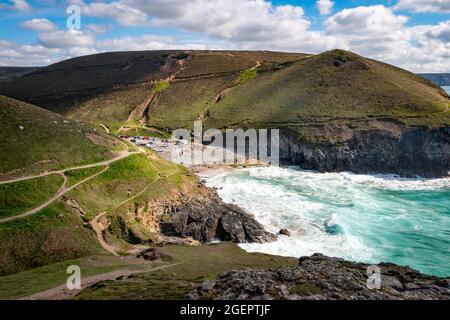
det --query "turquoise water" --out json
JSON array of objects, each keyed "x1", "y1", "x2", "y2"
[
  {"x1": 443, "y1": 86, "x2": 450, "y2": 94},
  {"x1": 207, "y1": 168, "x2": 450, "y2": 277}
]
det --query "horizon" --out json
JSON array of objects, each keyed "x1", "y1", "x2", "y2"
[{"x1": 0, "y1": 0, "x2": 449, "y2": 72}]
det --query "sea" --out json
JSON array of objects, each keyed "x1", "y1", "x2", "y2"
[{"x1": 206, "y1": 167, "x2": 450, "y2": 277}]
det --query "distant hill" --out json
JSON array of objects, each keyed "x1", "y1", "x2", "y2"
[
  {"x1": 0, "y1": 50, "x2": 447, "y2": 130},
  {"x1": 419, "y1": 73, "x2": 450, "y2": 86},
  {"x1": 0, "y1": 50, "x2": 448, "y2": 177},
  {"x1": 0, "y1": 51, "x2": 308, "y2": 124},
  {"x1": 0, "y1": 67, "x2": 39, "y2": 83}
]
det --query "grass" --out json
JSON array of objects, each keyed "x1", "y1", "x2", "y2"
[
  {"x1": 289, "y1": 283, "x2": 322, "y2": 296},
  {"x1": 68, "y1": 153, "x2": 193, "y2": 220},
  {"x1": 0, "y1": 255, "x2": 152, "y2": 300},
  {"x1": 0, "y1": 201, "x2": 103, "y2": 276},
  {"x1": 154, "y1": 81, "x2": 170, "y2": 93},
  {"x1": 0, "y1": 95, "x2": 117, "y2": 179},
  {"x1": 205, "y1": 50, "x2": 450, "y2": 129},
  {"x1": 75, "y1": 243, "x2": 298, "y2": 300},
  {"x1": 0, "y1": 174, "x2": 64, "y2": 219},
  {"x1": 65, "y1": 166, "x2": 107, "y2": 187},
  {"x1": 239, "y1": 68, "x2": 258, "y2": 84}
]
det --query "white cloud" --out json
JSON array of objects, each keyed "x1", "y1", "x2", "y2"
[
  {"x1": 326, "y1": 5, "x2": 408, "y2": 35},
  {"x1": 316, "y1": 0, "x2": 334, "y2": 15},
  {"x1": 0, "y1": 40, "x2": 59, "y2": 66},
  {"x1": 21, "y1": 19, "x2": 57, "y2": 32},
  {"x1": 81, "y1": 1, "x2": 148, "y2": 27},
  {"x1": 425, "y1": 20, "x2": 450, "y2": 42},
  {"x1": 37, "y1": 30, "x2": 95, "y2": 49},
  {"x1": 0, "y1": 2, "x2": 450, "y2": 73},
  {"x1": 85, "y1": 23, "x2": 112, "y2": 34},
  {"x1": 395, "y1": 0, "x2": 450, "y2": 13},
  {"x1": 96, "y1": 35, "x2": 208, "y2": 52},
  {"x1": 0, "y1": 0, "x2": 31, "y2": 11},
  {"x1": 11, "y1": 0, "x2": 31, "y2": 11}
]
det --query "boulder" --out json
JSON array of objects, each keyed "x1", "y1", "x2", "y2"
[
  {"x1": 189, "y1": 253, "x2": 450, "y2": 300},
  {"x1": 279, "y1": 229, "x2": 291, "y2": 237}
]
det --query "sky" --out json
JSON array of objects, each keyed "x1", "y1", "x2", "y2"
[{"x1": 0, "y1": 0, "x2": 449, "y2": 72}]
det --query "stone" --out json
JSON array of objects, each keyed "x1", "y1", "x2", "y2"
[
  {"x1": 279, "y1": 229, "x2": 291, "y2": 237},
  {"x1": 189, "y1": 254, "x2": 450, "y2": 300},
  {"x1": 137, "y1": 248, "x2": 172, "y2": 262}
]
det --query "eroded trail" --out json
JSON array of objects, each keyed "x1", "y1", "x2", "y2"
[
  {"x1": 89, "y1": 185, "x2": 151, "y2": 256},
  {"x1": 0, "y1": 150, "x2": 141, "y2": 186},
  {"x1": 0, "y1": 148, "x2": 144, "y2": 223},
  {"x1": 20, "y1": 262, "x2": 181, "y2": 300},
  {"x1": 0, "y1": 166, "x2": 110, "y2": 224}
]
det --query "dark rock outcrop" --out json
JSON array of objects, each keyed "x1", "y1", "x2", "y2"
[
  {"x1": 159, "y1": 189, "x2": 276, "y2": 244},
  {"x1": 279, "y1": 229, "x2": 291, "y2": 237},
  {"x1": 190, "y1": 254, "x2": 450, "y2": 300},
  {"x1": 280, "y1": 120, "x2": 450, "y2": 178},
  {"x1": 137, "y1": 248, "x2": 173, "y2": 261}
]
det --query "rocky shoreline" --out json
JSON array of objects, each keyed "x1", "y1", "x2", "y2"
[
  {"x1": 280, "y1": 120, "x2": 450, "y2": 178},
  {"x1": 158, "y1": 186, "x2": 277, "y2": 244},
  {"x1": 189, "y1": 253, "x2": 450, "y2": 300}
]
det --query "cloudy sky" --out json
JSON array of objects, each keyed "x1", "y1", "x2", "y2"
[{"x1": 0, "y1": 0, "x2": 449, "y2": 72}]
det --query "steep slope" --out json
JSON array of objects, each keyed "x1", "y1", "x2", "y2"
[
  {"x1": 0, "y1": 95, "x2": 118, "y2": 179},
  {"x1": 0, "y1": 67, "x2": 38, "y2": 83},
  {"x1": 0, "y1": 96, "x2": 274, "y2": 275},
  {"x1": 206, "y1": 50, "x2": 449, "y2": 128},
  {"x1": 0, "y1": 50, "x2": 306, "y2": 126},
  {"x1": 1, "y1": 50, "x2": 448, "y2": 177}
]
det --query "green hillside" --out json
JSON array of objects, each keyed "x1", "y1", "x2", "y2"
[
  {"x1": 0, "y1": 95, "x2": 118, "y2": 179},
  {"x1": 1, "y1": 50, "x2": 447, "y2": 131},
  {"x1": 0, "y1": 96, "x2": 199, "y2": 276},
  {"x1": 205, "y1": 50, "x2": 450, "y2": 128}
]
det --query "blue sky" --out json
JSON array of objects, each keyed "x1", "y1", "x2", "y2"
[{"x1": 0, "y1": 0, "x2": 449, "y2": 72}]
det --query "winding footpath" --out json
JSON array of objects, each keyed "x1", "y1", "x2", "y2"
[
  {"x1": 20, "y1": 262, "x2": 182, "y2": 300},
  {"x1": 0, "y1": 150, "x2": 142, "y2": 224},
  {"x1": 0, "y1": 150, "x2": 139, "y2": 186}
]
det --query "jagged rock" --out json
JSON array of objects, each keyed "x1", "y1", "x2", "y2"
[
  {"x1": 279, "y1": 229, "x2": 291, "y2": 237},
  {"x1": 159, "y1": 190, "x2": 276, "y2": 244},
  {"x1": 190, "y1": 254, "x2": 450, "y2": 300},
  {"x1": 280, "y1": 121, "x2": 450, "y2": 178},
  {"x1": 137, "y1": 248, "x2": 173, "y2": 262}
]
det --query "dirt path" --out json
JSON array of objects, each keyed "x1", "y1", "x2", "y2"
[
  {"x1": 89, "y1": 185, "x2": 150, "y2": 255},
  {"x1": 90, "y1": 213, "x2": 120, "y2": 256},
  {"x1": 0, "y1": 150, "x2": 140, "y2": 186},
  {"x1": 20, "y1": 262, "x2": 181, "y2": 300},
  {"x1": 0, "y1": 166, "x2": 110, "y2": 224},
  {"x1": 88, "y1": 186, "x2": 151, "y2": 258}
]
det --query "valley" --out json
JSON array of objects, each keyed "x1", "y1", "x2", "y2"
[{"x1": 0, "y1": 49, "x2": 448, "y2": 300}]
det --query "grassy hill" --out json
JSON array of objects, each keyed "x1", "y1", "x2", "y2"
[
  {"x1": 0, "y1": 96, "x2": 199, "y2": 276},
  {"x1": 205, "y1": 50, "x2": 450, "y2": 129},
  {"x1": 0, "y1": 50, "x2": 309, "y2": 128},
  {"x1": 0, "y1": 95, "x2": 118, "y2": 179},
  {"x1": 0, "y1": 50, "x2": 447, "y2": 131},
  {"x1": 0, "y1": 67, "x2": 38, "y2": 83}
]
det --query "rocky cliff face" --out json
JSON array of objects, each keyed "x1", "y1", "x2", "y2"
[
  {"x1": 107, "y1": 182, "x2": 276, "y2": 246},
  {"x1": 159, "y1": 187, "x2": 277, "y2": 244},
  {"x1": 190, "y1": 253, "x2": 450, "y2": 300},
  {"x1": 280, "y1": 120, "x2": 450, "y2": 178}
]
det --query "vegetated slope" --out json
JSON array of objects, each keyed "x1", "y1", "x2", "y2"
[
  {"x1": 206, "y1": 50, "x2": 450, "y2": 128},
  {"x1": 1, "y1": 50, "x2": 449, "y2": 177},
  {"x1": 0, "y1": 50, "x2": 308, "y2": 127},
  {"x1": 0, "y1": 67, "x2": 38, "y2": 83},
  {"x1": 0, "y1": 95, "x2": 117, "y2": 179},
  {"x1": 0, "y1": 97, "x2": 274, "y2": 275},
  {"x1": 420, "y1": 73, "x2": 450, "y2": 86}
]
